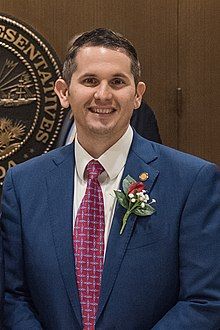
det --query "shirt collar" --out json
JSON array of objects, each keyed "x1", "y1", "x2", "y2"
[{"x1": 75, "y1": 125, "x2": 133, "y2": 181}]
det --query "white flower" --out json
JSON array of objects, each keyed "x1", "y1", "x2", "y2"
[
  {"x1": 131, "y1": 198, "x2": 136, "y2": 203},
  {"x1": 139, "y1": 196, "x2": 144, "y2": 201},
  {"x1": 141, "y1": 202, "x2": 145, "y2": 208},
  {"x1": 128, "y1": 193, "x2": 134, "y2": 198},
  {"x1": 144, "y1": 194, "x2": 149, "y2": 201},
  {"x1": 151, "y1": 198, "x2": 156, "y2": 203}
]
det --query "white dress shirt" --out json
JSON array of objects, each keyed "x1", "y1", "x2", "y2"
[{"x1": 73, "y1": 126, "x2": 133, "y2": 255}]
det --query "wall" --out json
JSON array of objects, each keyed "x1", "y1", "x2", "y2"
[{"x1": 0, "y1": 0, "x2": 219, "y2": 163}]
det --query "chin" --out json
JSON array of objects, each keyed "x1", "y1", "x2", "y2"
[{"x1": 88, "y1": 124, "x2": 117, "y2": 136}]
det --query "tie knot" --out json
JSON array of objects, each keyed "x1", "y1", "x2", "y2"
[{"x1": 86, "y1": 160, "x2": 104, "y2": 180}]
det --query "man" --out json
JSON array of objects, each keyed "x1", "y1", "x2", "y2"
[{"x1": 1, "y1": 28, "x2": 220, "y2": 329}]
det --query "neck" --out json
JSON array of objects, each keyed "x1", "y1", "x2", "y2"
[{"x1": 77, "y1": 130, "x2": 126, "y2": 158}]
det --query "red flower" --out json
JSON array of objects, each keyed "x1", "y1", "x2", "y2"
[{"x1": 128, "y1": 182, "x2": 145, "y2": 195}]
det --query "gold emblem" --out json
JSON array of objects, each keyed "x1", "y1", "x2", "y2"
[
  {"x1": 0, "y1": 13, "x2": 65, "y2": 189},
  {"x1": 139, "y1": 172, "x2": 149, "y2": 181}
]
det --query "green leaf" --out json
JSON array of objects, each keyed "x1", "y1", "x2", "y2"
[
  {"x1": 133, "y1": 204, "x2": 155, "y2": 216},
  {"x1": 114, "y1": 190, "x2": 129, "y2": 209},
  {"x1": 122, "y1": 175, "x2": 136, "y2": 194}
]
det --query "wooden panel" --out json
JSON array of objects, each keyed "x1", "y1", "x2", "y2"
[
  {"x1": 178, "y1": 0, "x2": 220, "y2": 163},
  {"x1": 0, "y1": 0, "x2": 178, "y2": 147}
]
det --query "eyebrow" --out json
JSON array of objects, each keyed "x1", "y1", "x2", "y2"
[
  {"x1": 112, "y1": 73, "x2": 129, "y2": 78},
  {"x1": 78, "y1": 73, "x2": 129, "y2": 79},
  {"x1": 79, "y1": 73, "x2": 97, "y2": 78}
]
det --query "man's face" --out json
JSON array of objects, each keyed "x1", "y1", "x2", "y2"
[{"x1": 56, "y1": 46, "x2": 145, "y2": 144}]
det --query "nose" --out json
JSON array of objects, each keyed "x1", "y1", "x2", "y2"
[{"x1": 94, "y1": 81, "x2": 112, "y2": 101}]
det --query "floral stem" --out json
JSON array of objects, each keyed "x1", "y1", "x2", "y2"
[
  {"x1": 120, "y1": 209, "x2": 131, "y2": 235},
  {"x1": 129, "y1": 202, "x2": 139, "y2": 213}
]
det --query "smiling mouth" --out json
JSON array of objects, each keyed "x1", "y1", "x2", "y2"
[{"x1": 88, "y1": 107, "x2": 116, "y2": 114}]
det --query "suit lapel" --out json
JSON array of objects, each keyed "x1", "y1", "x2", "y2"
[
  {"x1": 46, "y1": 144, "x2": 82, "y2": 327},
  {"x1": 96, "y1": 133, "x2": 159, "y2": 322}
]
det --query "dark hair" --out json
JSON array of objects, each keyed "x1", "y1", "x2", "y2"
[{"x1": 62, "y1": 28, "x2": 141, "y2": 85}]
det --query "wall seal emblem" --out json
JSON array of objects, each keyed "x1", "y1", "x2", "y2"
[{"x1": 0, "y1": 13, "x2": 64, "y2": 188}]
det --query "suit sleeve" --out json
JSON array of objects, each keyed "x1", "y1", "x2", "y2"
[
  {"x1": 1, "y1": 169, "x2": 43, "y2": 329},
  {"x1": 0, "y1": 226, "x2": 3, "y2": 327},
  {"x1": 152, "y1": 163, "x2": 220, "y2": 329}
]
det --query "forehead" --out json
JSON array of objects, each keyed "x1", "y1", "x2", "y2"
[{"x1": 74, "y1": 46, "x2": 133, "y2": 76}]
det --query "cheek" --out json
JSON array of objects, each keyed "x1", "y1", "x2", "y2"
[
  {"x1": 68, "y1": 89, "x2": 87, "y2": 106},
  {"x1": 120, "y1": 88, "x2": 136, "y2": 103},
  {"x1": 121, "y1": 95, "x2": 137, "y2": 111}
]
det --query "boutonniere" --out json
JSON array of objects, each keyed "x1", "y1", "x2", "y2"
[{"x1": 114, "y1": 175, "x2": 156, "y2": 234}]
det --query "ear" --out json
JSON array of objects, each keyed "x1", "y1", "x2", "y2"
[
  {"x1": 54, "y1": 78, "x2": 70, "y2": 108},
  {"x1": 134, "y1": 82, "x2": 146, "y2": 109}
]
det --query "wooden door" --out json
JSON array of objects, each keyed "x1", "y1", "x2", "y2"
[{"x1": 178, "y1": 0, "x2": 220, "y2": 163}]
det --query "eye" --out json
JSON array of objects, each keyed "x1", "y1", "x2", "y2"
[
  {"x1": 110, "y1": 78, "x2": 126, "y2": 87},
  {"x1": 81, "y1": 77, "x2": 99, "y2": 86}
]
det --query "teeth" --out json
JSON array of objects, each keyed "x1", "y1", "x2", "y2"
[{"x1": 90, "y1": 108, "x2": 113, "y2": 114}]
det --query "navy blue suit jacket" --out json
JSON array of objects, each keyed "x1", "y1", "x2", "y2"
[
  {"x1": 1, "y1": 132, "x2": 220, "y2": 329},
  {"x1": 0, "y1": 231, "x2": 3, "y2": 328}
]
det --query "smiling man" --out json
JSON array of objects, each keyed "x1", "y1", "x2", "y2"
[
  {"x1": 55, "y1": 44, "x2": 145, "y2": 157},
  {"x1": 1, "y1": 28, "x2": 220, "y2": 329}
]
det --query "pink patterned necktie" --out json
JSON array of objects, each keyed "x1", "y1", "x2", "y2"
[{"x1": 73, "y1": 160, "x2": 105, "y2": 329}]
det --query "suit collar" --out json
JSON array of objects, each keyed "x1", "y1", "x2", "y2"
[{"x1": 130, "y1": 130, "x2": 158, "y2": 165}]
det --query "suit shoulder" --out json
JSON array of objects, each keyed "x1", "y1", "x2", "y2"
[
  {"x1": 7, "y1": 144, "x2": 73, "y2": 178},
  {"x1": 152, "y1": 142, "x2": 220, "y2": 184},
  {"x1": 154, "y1": 142, "x2": 210, "y2": 166},
  {"x1": 134, "y1": 132, "x2": 216, "y2": 174}
]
